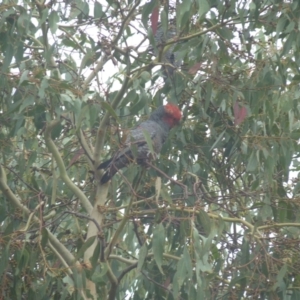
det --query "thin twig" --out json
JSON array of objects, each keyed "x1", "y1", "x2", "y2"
[
  {"x1": 141, "y1": 271, "x2": 182, "y2": 299},
  {"x1": 145, "y1": 162, "x2": 188, "y2": 199},
  {"x1": 63, "y1": 211, "x2": 106, "y2": 261},
  {"x1": 118, "y1": 262, "x2": 138, "y2": 283}
]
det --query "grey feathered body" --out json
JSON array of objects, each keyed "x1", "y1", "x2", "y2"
[{"x1": 98, "y1": 107, "x2": 172, "y2": 183}]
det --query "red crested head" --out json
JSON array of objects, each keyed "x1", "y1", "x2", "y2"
[
  {"x1": 163, "y1": 103, "x2": 182, "y2": 128},
  {"x1": 149, "y1": 103, "x2": 182, "y2": 129}
]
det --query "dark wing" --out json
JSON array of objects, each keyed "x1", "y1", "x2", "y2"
[{"x1": 98, "y1": 121, "x2": 163, "y2": 183}]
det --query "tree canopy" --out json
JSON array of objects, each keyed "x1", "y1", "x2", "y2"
[{"x1": 1, "y1": 0, "x2": 300, "y2": 299}]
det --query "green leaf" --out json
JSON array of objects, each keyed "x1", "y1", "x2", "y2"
[
  {"x1": 173, "y1": 246, "x2": 192, "y2": 298},
  {"x1": 101, "y1": 101, "x2": 121, "y2": 123},
  {"x1": 198, "y1": 0, "x2": 210, "y2": 19},
  {"x1": 277, "y1": 200, "x2": 288, "y2": 223},
  {"x1": 259, "y1": 204, "x2": 273, "y2": 221},
  {"x1": 160, "y1": 186, "x2": 172, "y2": 204},
  {"x1": 94, "y1": 2, "x2": 103, "y2": 18},
  {"x1": 76, "y1": 236, "x2": 96, "y2": 259},
  {"x1": 209, "y1": 129, "x2": 225, "y2": 151},
  {"x1": 249, "y1": 2, "x2": 256, "y2": 12},
  {"x1": 137, "y1": 243, "x2": 148, "y2": 273},
  {"x1": 246, "y1": 151, "x2": 258, "y2": 172},
  {"x1": 192, "y1": 223, "x2": 202, "y2": 256},
  {"x1": 18, "y1": 248, "x2": 29, "y2": 271},
  {"x1": 51, "y1": 123, "x2": 63, "y2": 140},
  {"x1": 120, "y1": 90, "x2": 138, "y2": 108},
  {"x1": 292, "y1": 75, "x2": 300, "y2": 81},
  {"x1": 217, "y1": 27, "x2": 234, "y2": 40},
  {"x1": 197, "y1": 210, "x2": 211, "y2": 235},
  {"x1": 16, "y1": 10, "x2": 31, "y2": 34},
  {"x1": 272, "y1": 264, "x2": 287, "y2": 291},
  {"x1": 49, "y1": 11, "x2": 59, "y2": 34},
  {"x1": 142, "y1": 0, "x2": 158, "y2": 28},
  {"x1": 129, "y1": 91, "x2": 147, "y2": 114},
  {"x1": 142, "y1": 129, "x2": 155, "y2": 157},
  {"x1": 19, "y1": 95, "x2": 35, "y2": 112},
  {"x1": 89, "y1": 241, "x2": 101, "y2": 271},
  {"x1": 40, "y1": 8, "x2": 49, "y2": 25},
  {"x1": 289, "y1": 109, "x2": 294, "y2": 132},
  {"x1": 158, "y1": 11, "x2": 167, "y2": 37},
  {"x1": 69, "y1": 0, "x2": 83, "y2": 19},
  {"x1": 285, "y1": 20, "x2": 295, "y2": 34},
  {"x1": 177, "y1": 0, "x2": 191, "y2": 30},
  {"x1": 281, "y1": 32, "x2": 296, "y2": 57},
  {"x1": 140, "y1": 71, "x2": 151, "y2": 82},
  {"x1": 40, "y1": 228, "x2": 49, "y2": 248},
  {"x1": 155, "y1": 177, "x2": 161, "y2": 203},
  {"x1": 44, "y1": 44, "x2": 56, "y2": 64},
  {"x1": 81, "y1": 2, "x2": 89, "y2": 15},
  {"x1": 240, "y1": 238, "x2": 250, "y2": 265},
  {"x1": 19, "y1": 70, "x2": 29, "y2": 85},
  {"x1": 15, "y1": 41, "x2": 25, "y2": 63},
  {"x1": 4, "y1": 221, "x2": 15, "y2": 238},
  {"x1": 2, "y1": 44, "x2": 14, "y2": 71},
  {"x1": 152, "y1": 223, "x2": 165, "y2": 274},
  {"x1": 276, "y1": 16, "x2": 287, "y2": 38},
  {"x1": 0, "y1": 244, "x2": 10, "y2": 278},
  {"x1": 38, "y1": 77, "x2": 49, "y2": 98},
  {"x1": 229, "y1": 276, "x2": 247, "y2": 292},
  {"x1": 80, "y1": 49, "x2": 95, "y2": 68}
]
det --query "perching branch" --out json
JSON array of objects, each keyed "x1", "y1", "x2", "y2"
[{"x1": 117, "y1": 262, "x2": 138, "y2": 283}]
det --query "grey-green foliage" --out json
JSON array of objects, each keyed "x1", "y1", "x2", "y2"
[{"x1": 1, "y1": 0, "x2": 300, "y2": 299}]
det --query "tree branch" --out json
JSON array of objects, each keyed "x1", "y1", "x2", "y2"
[
  {"x1": 0, "y1": 163, "x2": 75, "y2": 266},
  {"x1": 117, "y1": 262, "x2": 138, "y2": 283},
  {"x1": 145, "y1": 162, "x2": 188, "y2": 199},
  {"x1": 44, "y1": 119, "x2": 93, "y2": 213},
  {"x1": 77, "y1": 129, "x2": 94, "y2": 167},
  {"x1": 107, "y1": 262, "x2": 119, "y2": 300}
]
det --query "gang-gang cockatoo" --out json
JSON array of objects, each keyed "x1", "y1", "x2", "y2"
[{"x1": 98, "y1": 103, "x2": 182, "y2": 184}]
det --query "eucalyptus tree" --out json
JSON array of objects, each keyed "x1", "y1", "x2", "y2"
[{"x1": 1, "y1": 0, "x2": 300, "y2": 299}]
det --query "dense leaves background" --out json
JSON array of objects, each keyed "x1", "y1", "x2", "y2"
[{"x1": 1, "y1": 0, "x2": 300, "y2": 299}]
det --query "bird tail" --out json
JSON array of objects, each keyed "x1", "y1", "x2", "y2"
[
  {"x1": 98, "y1": 158, "x2": 112, "y2": 170},
  {"x1": 98, "y1": 158, "x2": 114, "y2": 184},
  {"x1": 100, "y1": 171, "x2": 113, "y2": 184}
]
